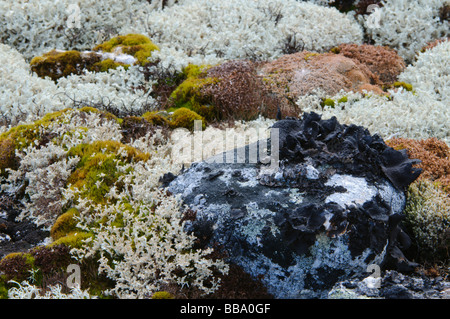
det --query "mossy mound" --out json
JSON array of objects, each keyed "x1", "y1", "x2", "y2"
[
  {"x1": 169, "y1": 61, "x2": 282, "y2": 122},
  {"x1": 169, "y1": 107, "x2": 205, "y2": 131},
  {"x1": 93, "y1": 34, "x2": 159, "y2": 66},
  {"x1": 169, "y1": 64, "x2": 219, "y2": 121},
  {"x1": 30, "y1": 50, "x2": 102, "y2": 81},
  {"x1": 50, "y1": 208, "x2": 80, "y2": 241},
  {"x1": 30, "y1": 34, "x2": 159, "y2": 80},
  {"x1": 404, "y1": 180, "x2": 450, "y2": 263}
]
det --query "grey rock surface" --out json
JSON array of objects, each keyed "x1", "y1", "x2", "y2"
[{"x1": 167, "y1": 112, "x2": 423, "y2": 298}]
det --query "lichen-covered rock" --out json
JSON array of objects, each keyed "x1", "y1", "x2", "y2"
[
  {"x1": 167, "y1": 112, "x2": 422, "y2": 298},
  {"x1": 329, "y1": 270, "x2": 450, "y2": 299}
]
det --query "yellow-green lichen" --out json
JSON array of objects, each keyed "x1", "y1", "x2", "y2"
[{"x1": 93, "y1": 34, "x2": 159, "y2": 66}]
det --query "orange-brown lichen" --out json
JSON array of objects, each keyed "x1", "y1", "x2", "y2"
[
  {"x1": 420, "y1": 37, "x2": 450, "y2": 52},
  {"x1": 258, "y1": 51, "x2": 384, "y2": 104},
  {"x1": 386, "y1": 137, "x2": 450, "y2": 194},
  {"x1": 334, "y1": 43, "x2": 406, "y2": 85}
]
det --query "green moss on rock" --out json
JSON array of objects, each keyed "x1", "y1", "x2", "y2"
[{"x1": 93, "y1": 34, "x2": 159, "y2": 66}]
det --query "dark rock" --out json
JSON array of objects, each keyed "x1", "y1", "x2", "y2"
[
  {"x1": 167, "y1": 112, "x2": 422, "y2": 298},
  {"x1": 329, "y1": 270, "x2": 450, "y2": 299},
  {"x1": 0, "y1": 194, "x2": 49, "y2": 260}
]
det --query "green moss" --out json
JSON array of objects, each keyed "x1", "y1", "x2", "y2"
[
  {"x1": 0, "y1": 137, "x2": 17, "y2": 177},
  {"x1": 321, "y1": 98, "x2": 336, "y2": 108},
  {"x1": 66, "y1": 141, "x2": 150, "y2": 204},
  {"x1": 152, "y1": 291, "x2": 175, "y2": 299},
  {"x1": 30, "y1": 50, "x2": 101, "y2": 81},
  {"x1": 170, "y1": 70, "x2": 217, "y2": 105},
  {"x1": 90, "y1": 58, "x2": 129, "y2": 73},
  {"x1": 50, "y1": 208, "x2": 80, "y2": 241},
  {"x1": 0, "y1": 108, "x2": 120, "y2": 174},
  {"x1": 169, "y1": 107, "x2": 205, "y2": 131},
  {"x1": 78, "y1": 106, "x2": 120, "y2": 124},
  {"x1": 330, "y1": 47, "x2": 341, "y2": 54},
  {"x1": 304, "y1": 52, "x2": 319, "y2": 61},
  {"x1": 169, "y1": 64, "x2": 220, "y2": 121},
  {"x1": 93, "y1": 34, "x2": 159, "y2": 66},
  {"x1": 0, "y1": 108, "x2": 73, "y2": 155},
  {"x1": 337, "y1": 96, "x2": 348, "y2": 104},
  {"x1": 141, "y1": 112, "x2": 169, "y2": 126},
  {"x1": 393, "y1": 81, "x2": 413, "y2": 92},
  {"x1": 50, "y1": 231, "x2": 93, "y2": 249},
  {"x1": 0, "y1": 281, "x2": 8, "y2": 299}
]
